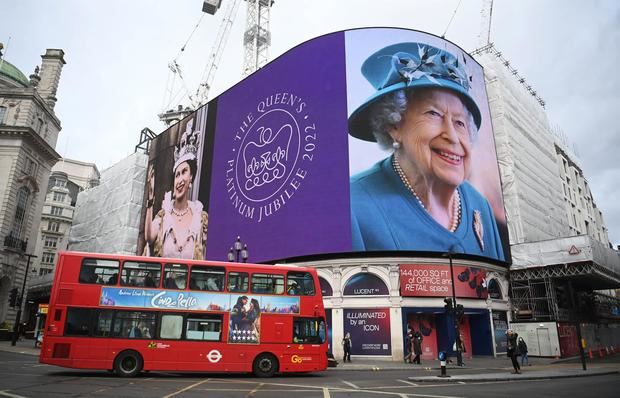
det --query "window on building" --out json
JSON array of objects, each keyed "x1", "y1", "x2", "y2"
[
  {"x1": 9, "y1": 187, "x2": 30, "y2": 239},
  {"x1": 23, "y1": 157, "x2": 37, "y2": 176},
  {"x1": 48, "y1": 221, "x2": 60, "y2": 232},
  {"x1": 34, "y1": 117, "x2": 44, "y2": 133},
  {"x1": 44, "y1": 236, "x2": 58, "y2": 248},
  {"x1": 42, "y1": 252, "x2": 55, "y2": 264},
  {"x1": 0, "y1": 106, "x2": 6, "y2": 124},
  {"x1": 55, "y1": 179, "x2": 66, "y2": 188},
  {"x1": 53, "y1": 192, "x2": 66, "y2": 202},
  {"x1": 50, "y1": 206, "x2": 63, "y2": 216}
]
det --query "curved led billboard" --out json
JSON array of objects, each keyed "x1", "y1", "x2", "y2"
[{"x1": 137, "y1": 28, "x2": 509, "y2": 264}]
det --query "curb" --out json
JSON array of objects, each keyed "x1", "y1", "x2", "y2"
[{"x1": 408, "y1": 369, "x2": 619, "y2": 382}]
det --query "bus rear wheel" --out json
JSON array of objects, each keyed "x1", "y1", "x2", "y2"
[
  {"x1": 253, "y1": 353, "x2": 278, "y2": 378},
  {"x1": 114, "y1": 350, "x2": 143, "y2": 377}
]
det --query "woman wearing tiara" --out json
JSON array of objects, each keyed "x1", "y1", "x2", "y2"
[{"x1": 144, "y1": 119, "x2": 208, "y2": 259}]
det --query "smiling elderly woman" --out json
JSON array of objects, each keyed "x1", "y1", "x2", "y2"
[{"x1": 349, "y1": 42, "x2": 505, "y2": 262}]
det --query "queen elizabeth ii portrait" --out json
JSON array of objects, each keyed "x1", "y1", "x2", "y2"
[
  {"x1": 348, "y1": 37, "x2": 506, "y2": 262},
  {"x1": 143, "y1": 114, "x2": 209, "y2": 260}
]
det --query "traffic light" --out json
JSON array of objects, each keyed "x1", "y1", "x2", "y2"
[
  {"x1": 8, "y1": 288, "x2": 18, "y2": 307},
  {"x1": 455, "y1": 304, "x2": 464, "y2": 319},
  {"x1": 444, "y1": 297, "x2": 453, "y2": 312}
]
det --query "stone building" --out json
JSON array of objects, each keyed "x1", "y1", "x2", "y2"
[{"x1": 0, "y1": 48, "x2": 65, "y2": 328}]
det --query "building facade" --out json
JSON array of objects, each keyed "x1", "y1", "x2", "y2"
[
  {"x1": 473, "y1": 44, "x2": 620, "y2": 358},
  {"x1": 0, "y1": 49, "x2": 65, "y2": 328},
  {"x1": 32, "y1": 159, "x2": 100, "y2": 277}
]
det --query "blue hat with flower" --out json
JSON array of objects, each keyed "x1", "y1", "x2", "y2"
[{"x1": 348, "y1": 42, "x2": 482, "y2": 142}]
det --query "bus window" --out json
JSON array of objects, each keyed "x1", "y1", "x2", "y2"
[
  {"x1": 163, "y1": 264, "x2": 188, "y2": 290},
  {"x1": 293, "y1": 317, "x2": 326, "y2": 344},
  {"x1": 287, "y1": 272, "x2": 316, "y2": 296},
  {"x1": 65, "y1": 308, "x2": 92, "y2": 336},
  {"x1": 186, "y1": 314, "x2": 222, "y2": 341},
  {"x1": 112, "y1": 311, "x2": 157, "y2": 339},
  {"x1": 251, "y1": 274, "x2": 284, "y2": 294},
  {"x1": 160, "y1": 314, "x2": 183, "y2": 339},
  {"x1": 79, "y1": 258, "x2": 119, "y2": 285},
  {"x1": 189, "y1": 266, "x2": 225, "y2": 291},
  {"x1": 93, "y1": 310, "x2": 114, "y2": 337},
  {"x1": 120, "y1": 261, "x2": 161, "y2": 288},
  {"x1": 227, "y1": 272, "x2": 249, "y2": 293}
]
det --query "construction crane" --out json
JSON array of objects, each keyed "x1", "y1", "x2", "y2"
[
  {"x1": 478, "y1": 0, "x2": 494, "y2": 47},
  {"x1": 159, "y1": 0, "x2": 274, "y2": 126}
]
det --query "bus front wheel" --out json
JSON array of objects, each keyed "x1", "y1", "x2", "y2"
[
  {"x1": 114, "y1": 350, "x2": 143, "y2": 377},
  {"x1": 253, "y1": 353, "x2": 278, "y2": 378}
]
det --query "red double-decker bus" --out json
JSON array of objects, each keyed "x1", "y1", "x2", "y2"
[{"x1": 40, "y1": 251, "x2": 328, "y2": 377}]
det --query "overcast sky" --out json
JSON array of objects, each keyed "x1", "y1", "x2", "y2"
[{"x1": 2, "y1": 0, "x2": 619, "y2": 247}]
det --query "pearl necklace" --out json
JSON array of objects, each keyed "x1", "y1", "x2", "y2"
[
  {"x1": 392, "y1": 155, "x2": 461, "y2": 232},
  {"x1": 171, "y1": 206, "x2": 190, "y2": 218}
]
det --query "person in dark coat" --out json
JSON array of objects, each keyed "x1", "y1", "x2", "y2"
[
  {"x1": 506, "y1": 329, "x2": 521, "y2": 374},
  {"x1": 412, "y1": 330, "x2": 423, "y2": 364},
  {"x1": 404, "y1": 326, "x2": 414, "y2": 363},
  {"x1": 518, "y1": 337, "x2": 529, "y2": 366},
  {"x1": 342, "y1": 332, "x2": 352, "y2": 363}
]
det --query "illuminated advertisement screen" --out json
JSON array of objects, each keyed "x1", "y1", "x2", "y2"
[
  {"x1": 344, "y1": 308, "x2": 391, "y2": 356},
  {"x1": 399, "y1": 264, "x2": 488, "y2": 299},
  {"x1": 137, "y1": 28, "x2": 509, "y2": 264}
]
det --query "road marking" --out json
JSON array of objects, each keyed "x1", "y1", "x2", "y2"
[
  {"x1": 397, "y1": 379, "x2": 419, "y2": 386},
  {"x1": 161, "y1": 378, "x2": 211, "y2": 398},
  {"x1": 0, "y1": 391, "x2": 28, "y2": 398},
  {"x1": 323, "y1": 387, "x2": 330, "y2": 398},
  {"x1": 246, "y1": 382, "x2": 263, "y2": 397},
  {"x1": 341, "y1": 380, "x2": 359, "y2": 389}
]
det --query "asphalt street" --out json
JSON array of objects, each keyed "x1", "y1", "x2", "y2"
[{"x1": 0, "y1": 351, "x2": 619, "y2": 398}]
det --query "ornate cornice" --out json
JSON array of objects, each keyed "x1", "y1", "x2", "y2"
[{"x1": 0, "y1": 125, "x2": 60, "y2": 163}]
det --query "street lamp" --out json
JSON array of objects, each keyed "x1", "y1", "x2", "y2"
[
  {"x1": 11, "y1": 253, "x2": 37, "y2": 346},
  {"x1": 443, "y1": 249, "x2": 462, "y2": 364},
  {"x1": 227, "y1": 236, "x2": 249, "y2": 263}
]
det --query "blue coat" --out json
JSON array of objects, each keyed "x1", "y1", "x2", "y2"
[{"x1": 350, "y1": 157, "x2": 505, "y2": 262}]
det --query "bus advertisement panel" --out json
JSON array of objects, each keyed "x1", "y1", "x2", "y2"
[
  {"x1": 137, "y1": 27, "x2": 509, "y2": 266},
  {"x1": 40, "y1": 252, "x2": 327, "y2": 377}
]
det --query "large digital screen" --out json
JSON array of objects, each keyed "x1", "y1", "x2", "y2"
[{"x1": 137, "y1": 28, "x2": 509, "y2": 264}]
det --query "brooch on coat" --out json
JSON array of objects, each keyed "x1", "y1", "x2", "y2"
[{"x1": 473, "y1": 210, "x2": 484, "y2": 251}]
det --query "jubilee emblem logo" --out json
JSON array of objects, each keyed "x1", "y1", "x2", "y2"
[{"x1": 226, "y1": 91, "x2": 317, "y2": 222}]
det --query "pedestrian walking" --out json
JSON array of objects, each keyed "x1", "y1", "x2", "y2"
[
  {"x1": 455, "y1": 334, "x2": 465, "y2": 366},
  {"x1": 506, "y1": 329, "x2": 521, "y2": 374},
  {"x1": 518, "y1": 337, "x2": 529, "y2": 366},
  {"x1": 412, "y1": 330, "x2": 423, "y2": 364},
  {"x1": 404, "y1": 326, "x2": 414, "y2": 363},
  {"x1": 342, "y1": 332, "x2": 352, "y2": 363}
]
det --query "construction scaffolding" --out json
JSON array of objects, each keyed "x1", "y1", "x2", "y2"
[{"x1": 510, "y1": 276, "x2": 561, "y2": 321}]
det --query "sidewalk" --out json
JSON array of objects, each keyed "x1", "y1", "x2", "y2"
[
  {"x1": 0, "y1": 338, "x2": 40, "y2": 356},
  {"x1": 329, "y1": 354, "x2": 620, "y2": 381},
  {"x1": 1, "y1": 340, "x2": 618, "y2": 382}
]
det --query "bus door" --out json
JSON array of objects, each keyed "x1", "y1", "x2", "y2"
[
  {"x1": 284, "y1": 317, "x2": 326, "y2": 371},
  {"x1": 176, "y1": 314, "x2": 225, "y2": 371}
]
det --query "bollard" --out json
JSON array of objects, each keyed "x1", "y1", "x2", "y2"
[{"x1": 437, "y1": 351, "x2": 450, "y2": 378}]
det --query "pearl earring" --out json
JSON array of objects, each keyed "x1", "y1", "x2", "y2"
[{"x1": 392, "y1": 141, "x2": 401, "y2": 150}]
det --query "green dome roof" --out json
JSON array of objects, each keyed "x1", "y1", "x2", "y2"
[{"x1": 0, "y1": 59, "x2": 29, "y2": 87}]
